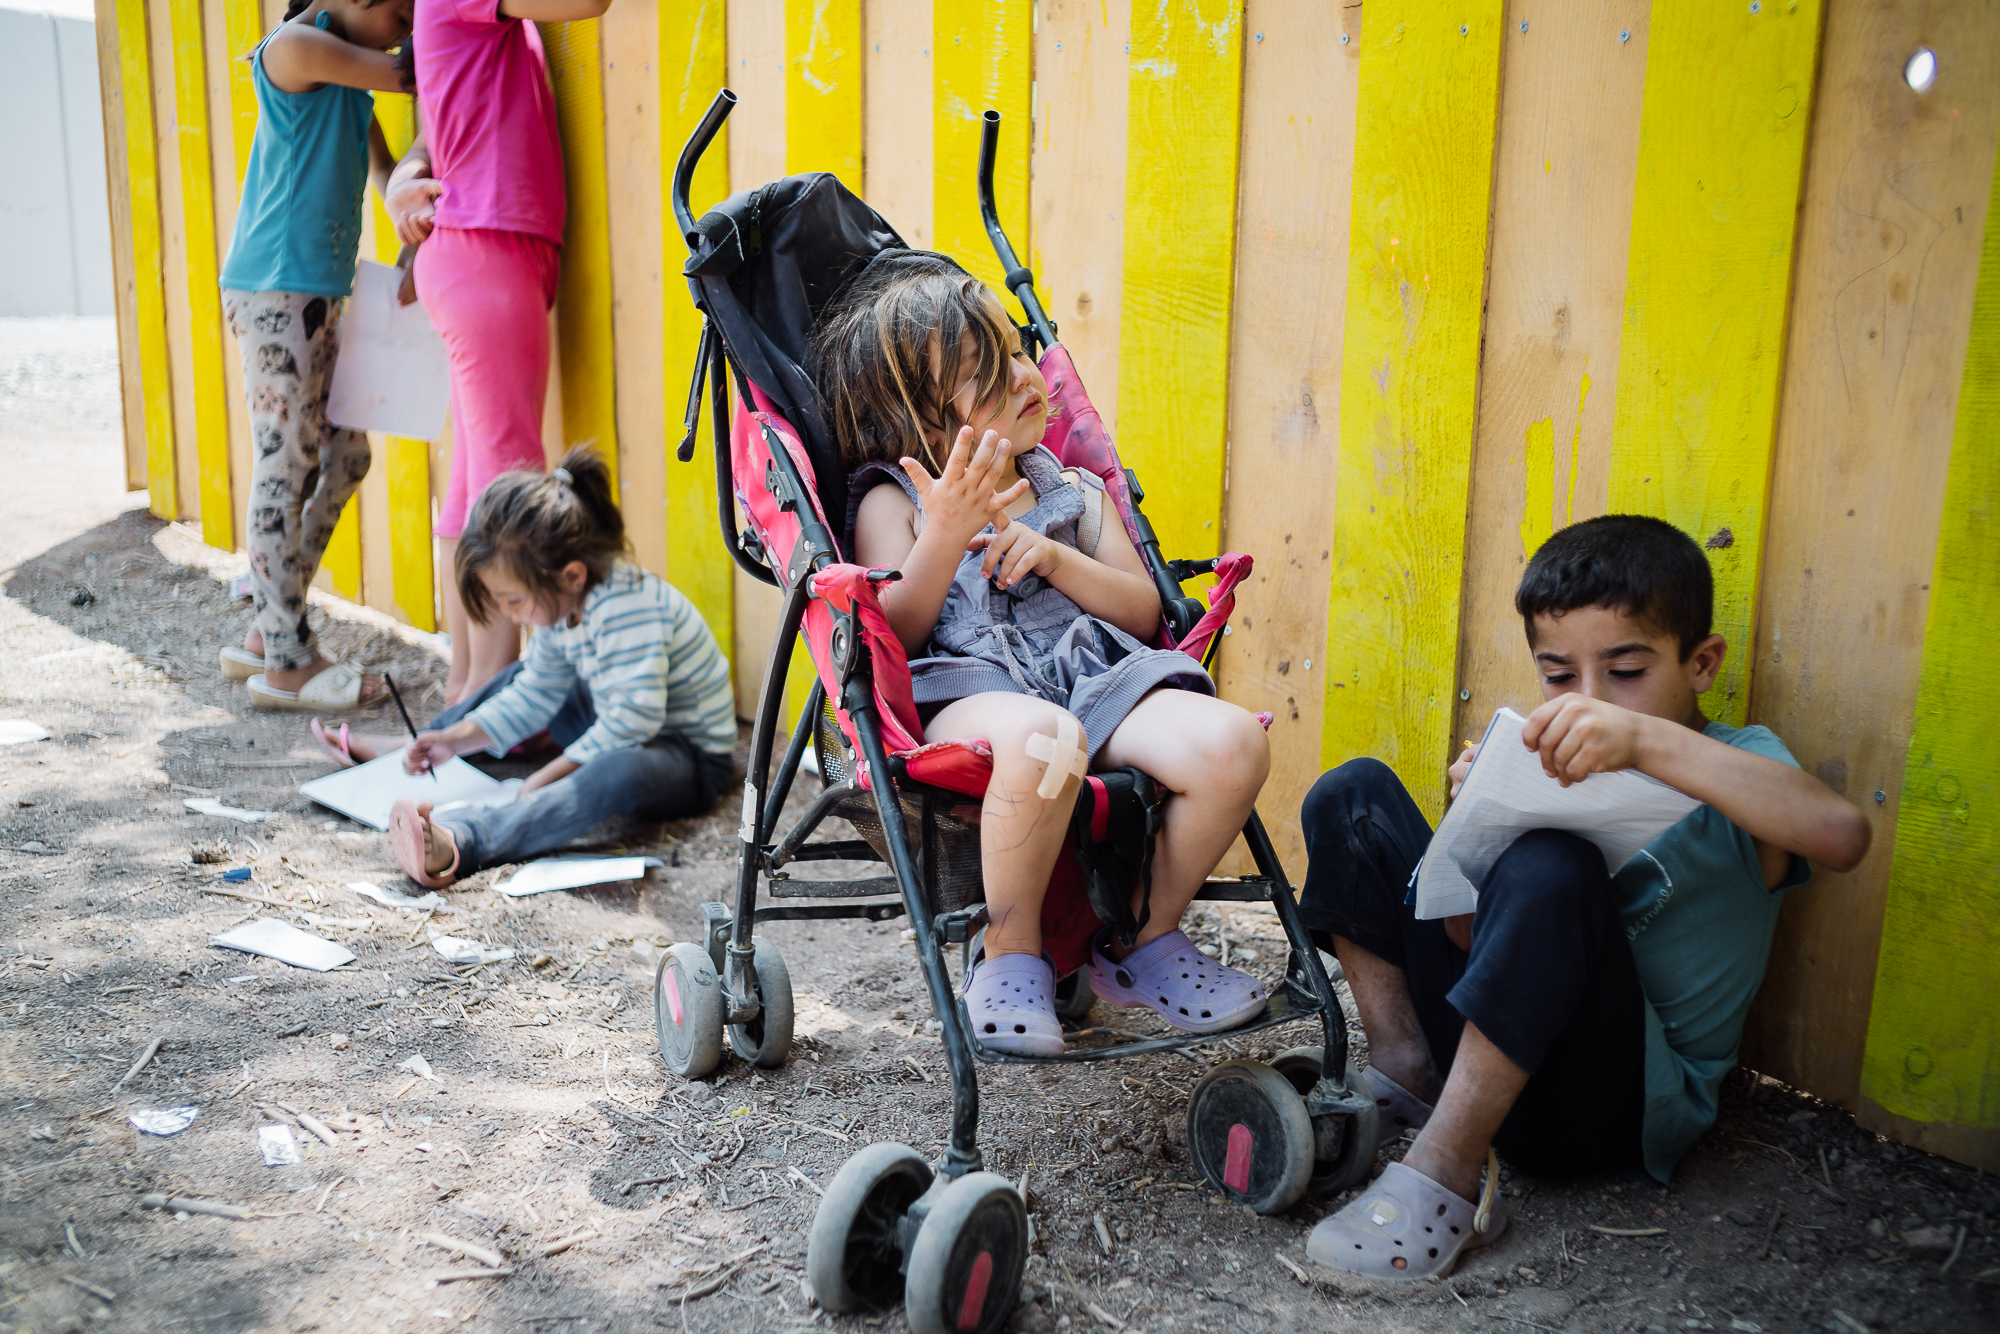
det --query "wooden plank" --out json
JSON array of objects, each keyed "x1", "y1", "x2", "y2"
[
  {"x1": 203, "y1": 0, "x2": 254, "y2": 556},
  {"x1": 728, "y1": 0, "x2": 787, "y2": 721},
  {"x1": 143, "y1": 0, "x2": 195, "y2": 522},
  {"x1": 862, "y1": 0, "x2": 931, "y2": 244},
  {"x1": 1207, "y1": 0, "x2": 1360, "y2": 877},
  {"x1": 1320, "y1": 4, "x2": 1505, "y2": 823},
  {"x1": 94, "y1": 0, "x2": 151, "y2": 494},
  {"x1": 1741, "y1": 3, "x2": 2000, "y2": 1117},
  {"x1": 1031, "y1": 0, "x2": 1127, "y2": 433},
  {"x1": 659, "y1": 0, "x2": 733, "y2": 675},
  {"x1": 786, "y1": 0, "x2": 861, "y2": 190},
  {"x1": 165, "y1": 0, "x2": 234, "y2": 547},
  {"x1": 1450, "y1": 1, "x2": 1649, "y2": 756},
  {"x1": 1606, "y1": 0, "x2": 1824, "y2": 727},
  {"x1": 1847, "y1": 36, "x2": 2000, "y2": 1174},
  {"x1": 932, "y1": 0, "x2": 1030, "y2": 295},
  {"x1": 542, "y1": 20, "x2": 620, "y2": 488},
  {"x1": 1113, "y1": 0, "x2": 1243, "y2": 561},
  {"x1": 603, "y1": 1, "x2": 663, "y2": 574},
  {"x1": 222, "y1": 0, "x2": 259, "y2": 185}
]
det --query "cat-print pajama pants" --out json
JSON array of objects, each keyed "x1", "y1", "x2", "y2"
[{"x1": 221, "y1": 289, "x2": 372, "y2": 673}]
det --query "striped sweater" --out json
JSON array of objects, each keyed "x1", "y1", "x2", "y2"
[{"x1": 466, "y1": 564, "x2": 737, "y2": 765}]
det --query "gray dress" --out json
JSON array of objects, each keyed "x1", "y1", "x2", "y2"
[{"x1": 850, "y1": 446, "x2": 1212, "y2": 762}]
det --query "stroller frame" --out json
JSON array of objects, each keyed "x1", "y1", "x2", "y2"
[{"x1": 659, "y1": 94, "x2": 1374, "y2": 1302}]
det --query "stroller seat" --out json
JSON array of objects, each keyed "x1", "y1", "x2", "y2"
[{"x1": 649, "y1": 91, "x2": 1377, "y2": 1334}]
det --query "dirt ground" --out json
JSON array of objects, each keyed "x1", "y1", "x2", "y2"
[{"x1": 0, "y1": 318, "x2": 1994, "y2": 1334}]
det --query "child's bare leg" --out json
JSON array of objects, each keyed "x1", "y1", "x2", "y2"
[
  {"x1": 1402, "y1": 1022, "x2": 1527, "y2": 1201},
  {"x1": 1331, "y1": 935, "x2": 1443, "y2": 1104},
  {"x1": 1093, "y1": 690, "x2": 1270, "y2": 959},
  {"x1": 922, "y1": 693, "x2": 1085, "y2": 958}
]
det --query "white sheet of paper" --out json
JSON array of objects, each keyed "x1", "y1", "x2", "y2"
[
  {"x1": 1412, "y1": 707, "x2": 1703, "y2": 920},
  {"x1": 212, "y1": 917, "x2": 356, "y2": 972},
  {"x1": 326, "y1": 260, "x2": 450, "y2": 441},
  {"x1": 299, "y1": 748, "x2": 513, "y2": 831},
  {"x1": 494, "y1": 856, "x2": 664, "y2": 898},
  {"x1": 184, "y1": 798, "x2": 275, "y2": 824},
  {"x1": 0, "y1": 720, "x2": 50, "y2": 745},
  {"x1": 348, "y1": 880, "x2": 443, "y2": 912},
  {"x1": 430, "y1": 934, "x2": 516, "y2": 964}
]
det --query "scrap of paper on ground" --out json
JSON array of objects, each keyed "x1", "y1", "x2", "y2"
[
  {"x1": 211, "y1": 917, "x2": 356, "y2": 972},
  {"x1": 494, "y1": 856, "x2": 664, "y2": 898}
]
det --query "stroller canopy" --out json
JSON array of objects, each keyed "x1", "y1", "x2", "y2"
[{"x1": 683, "y1": 172, "x2": 907, "y2": 549}]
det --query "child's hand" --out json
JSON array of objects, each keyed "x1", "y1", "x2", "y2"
[
  {"x1": 387, "y1": 178, "x2": 444, "y2": 244},
  {"x1": 900, "y1": 427, "x2": 1028, "y2": 548},
  {"x1": 1519, "y1": 694, "x2": 1648, "y2": 786},
  {"x1": 402, "y1": 732, "x2": 456, "y2": 776},
  {"x1": 1447, "y1": 742, "x2": 1478, "y2": 799},
  {"x1": 970, "y1": 509, "x2": 1061, "y2": 589}
]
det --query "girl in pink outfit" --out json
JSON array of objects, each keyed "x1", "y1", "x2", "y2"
[{"x1": 384, "y1": 0, "x2": 611, "y2": 703}]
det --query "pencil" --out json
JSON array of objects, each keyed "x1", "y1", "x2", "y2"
[{"x1": 383, "y1": 673, "x2": 437, "y2": 783}]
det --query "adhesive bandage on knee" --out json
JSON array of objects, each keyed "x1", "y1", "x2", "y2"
[{"x1": 1025, "y1": 715, "x2": 1088, "y2": 799}]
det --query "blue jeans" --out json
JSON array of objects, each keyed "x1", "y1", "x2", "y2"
[
  {"x1": 427, "y1": 661, "x2": 733, "y2": 870},
  {"x1": 1298, "y1": 758, "x2": 1646, "y2": 1179}
]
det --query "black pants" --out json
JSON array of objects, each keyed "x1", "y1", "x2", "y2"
[{"x1": 1298, "y1": 758, "x2": 1646, "y2": 1178}]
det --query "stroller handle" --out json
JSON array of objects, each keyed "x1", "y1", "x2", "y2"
[
  {"x1": 673, "y1": 88, "x2": 738, "y2": 253},
  {"x1": 978, "y1": 111, "x2": 1060, "y2": 355}
]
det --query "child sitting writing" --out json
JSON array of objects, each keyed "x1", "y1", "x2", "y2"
[
  {"x1": 815, "y1": 249, "x2": 1273, "y2": 1057},
  {"x1": 1297, "y1": 515, "x2": 1870, "y2": 1280},
  {"x1": 309, "y1": 448, "x2": 737, "y2": 884}
]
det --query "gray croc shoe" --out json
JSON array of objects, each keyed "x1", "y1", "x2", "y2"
[
  {"x1": 1088, "y1": 929, "x2": 1267, "y2": 1033},
  {"x1": 964, "y1": 952, "x2": 1064, "y2": 1057},
  {"x1": 1304, "y1": 1156, "x2": 1508, "y2": 1281},
  {"x1": 1362, "y1": 1066, "x2": 1435, "y2": 1147}
]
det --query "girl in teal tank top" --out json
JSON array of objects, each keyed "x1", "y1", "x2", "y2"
[{"x1": 216, "y1": 0, "x2": 411, "y2": 713}]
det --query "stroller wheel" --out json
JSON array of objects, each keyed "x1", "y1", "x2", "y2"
[
  {"x1": 654, "y1": 943, "x2": 724, "y2": 1079},
  {"x1": 1052, "y1": 967, "x2": 1095, "y2": 1020},
  {"x1": 904, "y1": 1172, "x2": 1028, "y2": 1334},
  {"x1": 806, "y1": 1142, "x2": 933, "y2": 1314},
  {"x1": 726, "y1": 937, "x2": 795, "y2": 1068},
  {"x1": 1185, "y1": 1059, "x2": 1315, "y2": 1215},
  {"x1": 1271, "y1": 1045, "x2": 1381, "y2": 1195}
]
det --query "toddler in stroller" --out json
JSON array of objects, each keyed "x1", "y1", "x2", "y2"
[
  {"x1": 654, "y1": 92, "x2": 1376, "y2": 1334},
  {"x1": 821, "y1": 250, "x2": 1274, "y2": 1056}
]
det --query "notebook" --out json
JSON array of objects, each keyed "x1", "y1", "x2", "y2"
[
  {"x1": 299, "y1": 747, "x2": 522, "y2": 831},
  {"x1": 1412, "y1": 707, "x2": 1703, "y2": 920}
]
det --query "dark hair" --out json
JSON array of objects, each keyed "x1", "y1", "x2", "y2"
[
  {"x1": 809, "y1": 249, "x2": 1021, "y2": 474},
  {"x1": 271, "y1": 2, "x2": 417, "y2": 92},
  {"x1": 455, "y1": 447, "x2": 627, "y2": 626},
  {"x1": 1515, "y1": 514, "x2": 1713, "y2": 660}
]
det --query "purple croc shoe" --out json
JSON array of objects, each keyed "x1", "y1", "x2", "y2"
[{"x1": 1088, "y1": 929, "x2": 1267, "y2": 1033}]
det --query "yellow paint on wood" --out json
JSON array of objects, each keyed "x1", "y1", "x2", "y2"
[
  {"x1": 541, "y1": 20, "x2": 619, "y2": 489},
  {"x1": 1115, "y1": 0, "x2": 1244, "y2": 562},
  {"x1": 1520, "y1": 415, "x2": 1555, "y2": 561},
  {"x1": 933, "y1": 0, "x2": 1031, "y2": 296},
  {"x1": 661, "y1": 0, "x2": 731, "y2": 681},
  {"x1": 115, "y1": 0, "x2": 176, "y2": 517},
  {"x1": 1321, "y1": 4, "x2": 1505, "y2": 822},
  {"x1": 786, "y1": 0, "x2": 860, "y2": 190},
  {"x1": 167, "y1": 0, "x2": 234, "y2": 547},
  {"x1": 1607, "y1": 0, "x2": 1824, "y2": 726},
  {"x1": 93, "y1": 0, "x2": 149, "y2": 491},
  {"x1": 1857, "y1": 150, "x2": 2000, "y2": 1164},
  {"x1": 386, "y1": 437, "x2": 435, "y2": 630},
  {"x1": 223, "y1": 0, "x2": 260, "y2": 184},
  {"x1": 322, "y1": 499, "x2": 362, "y2": 602}
]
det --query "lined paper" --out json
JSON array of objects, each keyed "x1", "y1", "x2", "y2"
[{"x1": 1413, "y1": 707, "x2": 1702, "y2": 919}]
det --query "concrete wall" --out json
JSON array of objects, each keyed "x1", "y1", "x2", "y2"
[{"x1": 0, "y1": 5, "x2": 112, "y2": 316}]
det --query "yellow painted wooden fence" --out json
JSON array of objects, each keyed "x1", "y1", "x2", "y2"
[{"x1": 95, "y1": 0, "x2": 1998, "y2": 1168}]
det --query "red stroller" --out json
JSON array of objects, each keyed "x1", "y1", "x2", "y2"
[{"x1": 651, "y1": 92, "x2": 1376, "y2": 1334}]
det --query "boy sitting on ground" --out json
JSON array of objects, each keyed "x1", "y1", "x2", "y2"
[{"x1": 1299, "y1": 515, "x2": 1870, "y2": 1280}]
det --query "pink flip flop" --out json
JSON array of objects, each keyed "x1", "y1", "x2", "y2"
[
  {"x1": 1304, "y1": 1156, "x2": 1508, "y2": 1281},
  {"x1": 963, "y1": 951, "x2": 1064, "y2": 1057},
  {"x1": 1088, "y1": 929, "x2": 1267, "y2": 1033},
  {"x1": 310, "y1": 718, "x2": 356, "y2": 769},
  {"x1": 389, "y1": 798, "x2": 459, "y2": 888}
]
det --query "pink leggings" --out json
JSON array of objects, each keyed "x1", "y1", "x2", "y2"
[{"x1": 416, "y1": 226, "x2": 562, "y2": 537}]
